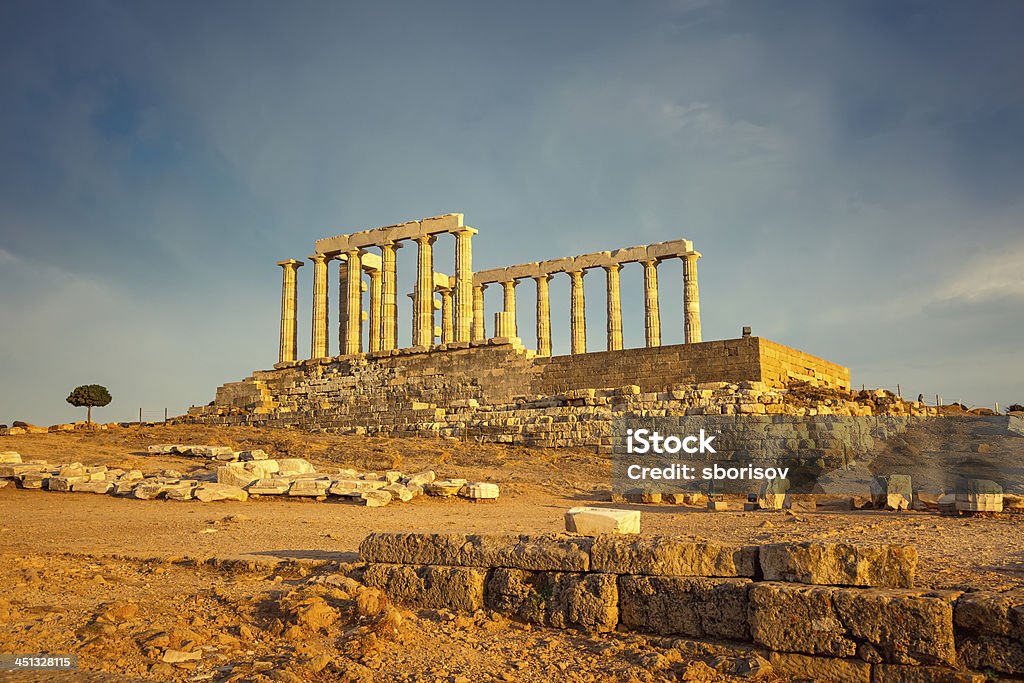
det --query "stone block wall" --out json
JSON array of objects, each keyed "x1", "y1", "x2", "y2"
[{"x1": 358, "y1": 532, "x2": 1013, "y2": 681}]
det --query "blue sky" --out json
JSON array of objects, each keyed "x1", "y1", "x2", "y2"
[{"x1": 1, "y1": 0, "x2": 1022, "y2": 424}]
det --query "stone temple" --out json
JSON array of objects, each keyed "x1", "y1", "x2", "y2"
[{"x1": 189, "y1": 213, "x2": 850, "y2": 448}]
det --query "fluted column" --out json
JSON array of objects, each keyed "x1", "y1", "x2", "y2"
[
  {"x1": 344, "y1": 249, "x2": 362, "y2": 355},
  {"x1": 501, "y1": 280, "x2": 518, "y2": 337},
  {"x1": 309, "y1": 254, "x2": 329, "y2": 359},
  {"x1": 472, "y1": 284, "x2": 486, "y2": 341},
  {"x1": 534, "y1": 274, "x2": 551, "y2": 357},
  {"x1": 683, "y1": 251, "x2": 702, "y2": 343},
  {"x1": 414, "y1": 235, "x2": 435, "y2": 347},
  {"x1": 569, "y1": 269, "x2": 587, "y2": 355},
  {"x1": 642, "y1": 259, "x2": 661, "y2": 347},
  {"x1": 380, "y1": 241, "x2": 401, "y2": 351},
  {"x1": 439, "y1": 287, "x2": 454, "y2": 343},
  {"x1": 277, "y1": 259, "x2": 304, "y2": 363},
  {"x1": 604, "y1": 263, "x2": 623, "y2": 351},
  {"x1": 337, "y1": 255, "x2": 348, "y2": 355},
  {"x1": 454, "y1": 228, "x2": 477, "y2": 342},
  {"x1": 367, "y1": 267, "x2": 382, "y2": 352}
]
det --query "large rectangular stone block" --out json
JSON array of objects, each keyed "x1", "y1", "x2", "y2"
[
  {"x1": 759, "y1": 542, "x2": 917, "y2": 588},
  {"x1": 590, "y1": 536, "x2": 757, "y2": 577},
  {"x1": 870, "y1": 664, "x2": 985, "y2": 683},
  {"x1": 767, "y1": 652, "x2": 870, "y2": 683},
  {"x1": 617, "y1": 575, "x2": 751, "y2": 641},
  {"x1": 954, "y1": 590, "x2": 1024, "y2": 675},
  {"x1": 484, "y1": 568, "x2": 618, "y2": 633},
  {"x1": 362, "y1": 563, "x2": 485, "y2": 612},
  {"x1": 358, "y1": 533, "x2": 592, "y2": 571},
  {"x1": 749, "y1": 583, "x2": 956, "y2": 666}
]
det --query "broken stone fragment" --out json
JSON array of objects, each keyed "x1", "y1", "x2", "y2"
[
  {"x1": 164, "y1": 481, "x2": 199, "y2": 501},
  {"x1": 425, "y1": 479, "x2": 466, "y2": 497},
  {"x1": 405, "y1": 470, "x2": 436, "y2": 487},
  {"x1": 237, "y1": 449, "x2": 268, "y2": 461},
  {"x1": 288, "y1": 478, "x2": 330, "y2": 496},
  {"x1": 564, "y1": 507, "x2": 640, "y2": 536},
  {"x1": 361, "y1": 490, "x2": 392, "y2": 507},
  {"x1": 276, "y1": 458, "x2": 316, "y2": 476},
  {"x1": 190, "y1": 446, "x2": 234, "y2": 458},
  {"x1": 247, "y1": 478, "x2": 291, "y2": 495},
  {"x1": 460, "y1": 482, "x2": 499, "y2": 500},
  {"x1": 956, "y1": 479, "x2": 1003, "y2": 513},
  {"x1": 47, "y1": 476, "x2": 86, "y2": 492},
  {"x1": 870, "y1": 475, "x2": 912, "y2": 511},
  {"x1": 383, "y1": 483, "x2": 414, "y2": 502},
  {"x1": 71, "y1": 480, "x2": 114, "y2": 494},
  {"x1": 133, "y1": 482, "x2": 168, "y2": 500},
  {"x1": 146, "y1": 444, "x2": 178, "y2": 455},
  {"x1": 194, "y1": 482, "x2": 249, "y2": 502},
  {"x1": 759, "y1": 542, "x2": 917, "y2": 588},
  {"x1": 217, "y1": 464, "x2": 257, "y2": 489},
  {"x1": 0, "y1": 451, "x2": 22, "y2": 464}
]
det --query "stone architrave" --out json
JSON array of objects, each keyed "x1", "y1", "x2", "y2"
[{"x1": 277, "y1": 259, "x2": 304, "y2": 362}]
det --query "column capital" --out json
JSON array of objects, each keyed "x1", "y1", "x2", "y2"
[
  {"x1": 602, "y1": 262, "x2": 622, "y2": 273},
  {"x1": 414, "y1": 234, "x2": 438, "y2": 246},
  {"x1": 277, "y1": 259, "x2": 305, "y2": 268},
  {"x1": 308, "y1": 253, "x2": 329, "y2": 264},
  {"x1": 532, "y1": 273, "x2": 552, "y2": 283},
  {"x1": 502, "y1": 278, "x2": 520, "y2": 288},
  {"x1": 453, "y1": 226, "x2": 479, "y2": 237}
]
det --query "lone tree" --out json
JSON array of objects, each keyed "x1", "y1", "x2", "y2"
[{"x1": 66, "y1": 384, "x2": 112, "y2": 424}]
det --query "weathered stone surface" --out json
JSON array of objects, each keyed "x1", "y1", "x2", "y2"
[
  {"x1": 954, "y1": 590, "x2": 1024, "y2": 674},
  {"x1": 405, "y1": 470, "x2": 436, "y2": 487},
  {"x1": 327, "y1": 478, "x2": 386, "y2": 495},
  {"x1": 146, "y1": 444, "x2": 178, "y2": 455},
  {"x1": 191, "y1": 446, "x2": 234, "y2": 458},
  {"x1": 383, "y1": 484, "x2": 414, "y2": 502},
  {"x1": 759, "y1": 542, "x2": 917, "y2": 588},
  {"x1": 247, "y1": 478, "x2": 291, "y2": 495},
  {"x1": 767, "y1": 652, "x2": 870, "y2": 683},
  {"x1": 748, "y1": 583, "x2": 956, "y2": 665},
  {"x1": 485, "y1": 568, "x2": 618, "y2": 633},
  {"x1": 194, "y1": 483, "x2": 249, "y2": 502},
  {"x1": 277, "y1": 458, "x2": 315, "y2": 475},
  {"x1": 460, "y1": 482, "x2": 499, "y2": 499},
  {"x1": 243, "y1": 460, "x2": 280, "y2": 478},
  {"x1": 424, "y1": 479, "x2": 466, "y2": 497},
  {"x1": 0, "y1": 451, "x2": 22, "y2": 464},
  {"x1": 617, "y1": 575, "x2": 751, "y2": 640},
  {"x1": 871, "y1": 474, "x2": 912, "y2": 511},
  {"x1": 112, "y1": 480, "x2": 140, "y2": 495},
  {"x1": 47, "y1": 475, "x2": 86, "y2": 492},
  {"x1": 361, "y1": 490, "x2": 392, "y2": 507},
  {"x1": 20, "y1": 472, "x2": 50, "y2": 489},
  {"x1": 217, "y1": 465, "x2": 257, "y2": 488},
  {"x1": 238, "y1": 449, "x2": 268, "y2": 461},
  {"x1": 359, "y1": 532, "x2": 593, "y2": 571},
  {"x1": 870, "y1": 664, "x2": 986, "y2": 683},
  {"x1": 590, "y1": 536, "x2": 757, "y2": 577},
  {"x1": 133, "y1": 482, "x2": 168, "y2": 500},
  {"x1": 564, "y1": 507, "x2": 640, "y2": 536},
  {"x1": 955, "y1": 479, "x2": 1003, "y2": 513},
  {"x1": 288, "y1": 478, "x2": 330, "y2": 497},
  {"x1": 362, "y1": 563, "x2": 485, "y2": 611},
  {"x1": 71, "y1": 480, "x2": 113, "y2": 494},
  {"x1": 165, "y1": 481, "x2": 199, "y2": 501}
]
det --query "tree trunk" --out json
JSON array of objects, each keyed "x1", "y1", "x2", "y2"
[{"x1": 87, "y1": 405, "x2": 92, "y2": 424}]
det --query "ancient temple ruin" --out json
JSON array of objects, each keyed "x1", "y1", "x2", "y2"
[
  {"x1": 275, "y1": 213, "x2": 703, "y2": 363},
  {"x1": 190, "y1": 212, "x2": 850, "y2": 445}
]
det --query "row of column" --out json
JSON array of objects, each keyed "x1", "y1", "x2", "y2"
[
  {"x1": 476, "y1": 252, "x2": 701, "y2": 357},
  {"x1": 277, "y1": 229, "x2": 477, "y2": 363}
]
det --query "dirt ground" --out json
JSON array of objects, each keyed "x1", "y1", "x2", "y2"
[{"x1": 2, "y1": 425, "x2": 1024, "y2": 682}]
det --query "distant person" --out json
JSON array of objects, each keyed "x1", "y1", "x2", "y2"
[{"x1": 918, "y1": 393, "x2": 924, "y2": 404}]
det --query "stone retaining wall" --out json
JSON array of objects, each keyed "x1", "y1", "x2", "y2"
[{"x1": 357, "y1": 532, "x2": 1017, "y2": 682}]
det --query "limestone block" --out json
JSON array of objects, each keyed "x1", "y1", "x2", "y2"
[
  {"x1": 767, "y1": 653, "x2": 870, "y2": 683},
  {"x1": 590, "y1": 536, "x2": 757, "y2": 577},
  {"x1": 383, "y1": 484, "x2": 414, "y2": 502},
  {"x1": 71, "y1": 480, "x2": 114, "y2": 494},
  {"x1": 484, "y1": 568, "x2": 618, "y2": 633},
  {"x1": 564, "y1": 507, "x2": 640, "y2": 536},
  {"x1": 617, "y1": 575, "x2": 751, "y2": 640},
  {"x1": 460, "y1": 482, "x2": 499, "y2": 499},
  {"x1": 384, "y1": 470, "x2": 403, "y2": 484},
  {"x1": 748, "y1": 583, "x2": 956, "y2": 666},
  {"x1": 46, "y1": 476, "x2": 85, "y2": 491},
  {"x1": 194, "y1": 483, "x2": 249, "y2": 502},
  {"x1": 870, "y1": 664, "x2": 986, "y2": 683},
  {"x1": 424, "y1": 479, "x2": 467, "y2": 497},
  {"x1": 238, "y1": 449, "x2": 268, "y2": 461},
  {"x1": 217, "y1": 465, "x2": 257, "y2": 488},
  {"x1": 358, "y1": 532, "x2": 593, "y2": 571},
  {"x1": 361, "y1": 490, "x2": 392, "y2": 506},
  {"x1": 870, "y1": 475, "x2": 912, "y2": 510},
  {"x1": 20, "y1": 473, "x2": 50, "y2": 489},
  {"x1": 362, "y1": 563, "x2": 486, "y2": 612},
  {"x1": 146, "y1": 444, "x2": 178, "y2": 455},
  {"x1": 759, "y1": 542, "x2": 917, "y2": 588},
  {"x1": 214, "y1": 450, "x2": 240, "y2": 462},
  {"x1": 165, "y1": 481, "x2": 199, "y2": 501},
  {"x1": 133, "y1": 482, "x2": 168, "y2": 500},
  {"x1": 112, "y1": 480, "x2": 140, "y2": 495},
  {"x1": 191, "y1": 446, "x2": 234, "y2": 458},
  {"x1": 0, "y1": 451, "x2": 22, "y2": 464},
  {"x1": 277, "y1": 458, "x2": 316, "y2": 475},
  {"x1": 247, "y1": 478, "x2": 292, "y2": 495},
  {"x1": 288, "y1": 478, "x2": 330, "y2": 496},
  {"x1": 954, "y1": 590, "x2": 1024, "y2": 674},
  {"x1": 119, "y1": 470, "x2": 144, "y2": 482},
  {"x1": 243, "y1": 460, "x2": 280, "y2": 478},
  {"x1": 58, "y1": 463, "x2": 86, "y2": 478},
  {"x1": 327, "y1": 478, "x2": 386, "y2": 495}
]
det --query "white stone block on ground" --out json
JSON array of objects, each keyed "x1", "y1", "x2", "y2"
[
  {"x1": 277, "y1": 458, "x2": 315, "y2": 475},
  {"x1": 460, "y1": 482, "x2": 500, "y2": 499},
  {"x1": 383, "y1": 483, "x2": 414, "y2": 502},
  {"x1": 0, "y1": 452, "x2": 22, "y2": 464},
  {"x1": 146, "y1": 444, "x2": 179, "y2": 455},
  {"x1": 565, "y1": 507, "x2": 641, "y2": 536},
  {"x1": 288, "y1": 478, "x2": 330, "y2": 496},
  {"x1": 248, "y1": 478, "x2": 291, "y2": 495},
  {"x1": 165, "y1": 481, "x2": 198, "y2": 501},
  {"x1": 71, "y1": 480, "x2": 114, "y2": 494},
  {"x1": 244, "y1": 460, "x2": 280, "y2": 478},
  {"x1": 361, "y1": 490, "x2": 392, "y2": 507},
  {"x1": 194, "y1": 483, "x2": 249, "y2": 502},
  {"x1": 217, "y1": 465, "x2": 257, "y2": 488},
  {"x1": 405, "y1": 470, "x2": 436, "y2": 487}
]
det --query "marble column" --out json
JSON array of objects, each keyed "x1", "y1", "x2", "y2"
[
  {"x1": 642, "y1": 259, "x2": 661, "y2": 348},
  {"x1": 501, "y1": 279, "x2": 518, "y2": 337},
  {"x1": 472, "y1": 284, "x2": 486, "y2": 341},
  {"x1": 569, "y1": 269, "x2": 587, "y2": 355},
  {"x1": 277, "y1": 259, "x2": 303, "y2": 363},
  {"x1": 604, "y1": 263, "x2": 623, "y2": 351},
  {"x1": 309, "y1": 254, "x2": 329, "y2": 359},
  {"x1": 454, "y1": 228, "x2": 477, "y2": 342},
  {"x1": 367, "y1": 267, "x2": 382, "y2": 352},
  {"x1": 414, "y1": 235, "x2": 435, "y2": 347},
  {"x1": 344, "y1": 249, "x2": 362, "y2": 355},
  {"x1": 534, "y1": 274, "x2": 551, "y2": 357},
  {"x1": 337, "y1": 255, "x2": 348, "y2": 355},
  {"x1": 380, "y1": 241, "x2": 401, "y2": 351},
  {"x1": 683, "y1": 252, "x2": 702, "y2": 343},
  {"x1": 439, "y1": 287, "x2": 454, "y2": 343}
]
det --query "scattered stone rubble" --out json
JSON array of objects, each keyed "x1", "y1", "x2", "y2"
[
  {"x1": 358, "y1": 531, "x2": 1017, "y2": 680},
  {"x1": 0, "y1": 447, "x2": 499, "y2": 507}
]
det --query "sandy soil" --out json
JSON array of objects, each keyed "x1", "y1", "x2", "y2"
[{"x1": 2, "y1": 425, "x2": 1023, "y2": 681}]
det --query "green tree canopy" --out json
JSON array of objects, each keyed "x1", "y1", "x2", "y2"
[{"x1": 66, "y1": 384, "x2": 112, "y2": 424}]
